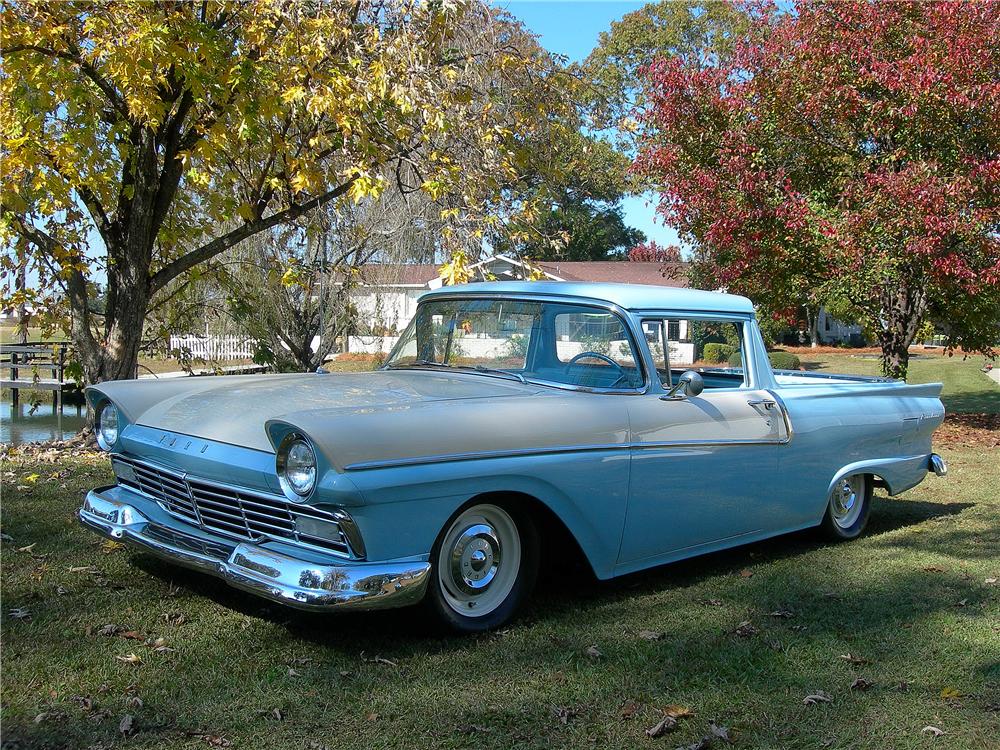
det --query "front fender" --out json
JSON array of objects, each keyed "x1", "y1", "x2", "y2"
[{"x1": 343, "y1": 449, "x2": 631, "y2": 579}]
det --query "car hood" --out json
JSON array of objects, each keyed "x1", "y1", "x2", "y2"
[{"x1": 88, "y1": 370, "x2": 539, "y2": 452}]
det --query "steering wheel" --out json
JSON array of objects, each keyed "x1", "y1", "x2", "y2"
[{"x1": 565, "y1": 351, "x2": 628, "y2": 387}]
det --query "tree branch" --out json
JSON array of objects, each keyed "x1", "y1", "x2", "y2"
[
  {"x1": 1, "y1": 43, "x2": 130, "y2": 119},
  {"x1": 148, "y1": 177, "x2": 359, "y2": 294}
]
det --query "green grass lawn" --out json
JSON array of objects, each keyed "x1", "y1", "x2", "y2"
[{"x1": 2, "y1": 355, "x2": 998, "y2": 750}]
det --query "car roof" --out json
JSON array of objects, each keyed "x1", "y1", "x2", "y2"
[{"x1": 421, "y1": 281, "x2": 755, "y2": 315}]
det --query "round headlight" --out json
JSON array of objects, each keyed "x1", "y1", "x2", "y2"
[
  {"x1": 96, "y1": 402, "x2": 119, "y2": 451},
  {"x1": 277, "y1": 434, "x2": 316, "y2": 499}
]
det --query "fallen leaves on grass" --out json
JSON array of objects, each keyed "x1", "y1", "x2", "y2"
[
  {"x1": 553, "y1": 706, "x2": 577, "y2": 724},
  {"x1": 699, "y1": 599, "x2": 724, "y2": 607},
  {"x1": 850, "y1": 678, "x2": 874, "y2": 691},
  {"x1": 940, "y1": 687, "x2": 963, "y2": 700},
  {"x1": 839, "y1": 653, "x2": 869, "y2": 665},
  {"x1": 638, "y1": 629, "x2": 664, "y2": 641},
  {"x1": 933, "y1": 412, "x2": 1000, "y2": 449},
  {"x1": 709, "y1": 721, "x2": 731, "y2": 743},
  {"x1": 923, "y1": 566, "x2": 946, "y2": 573},
  {"x1": 663, "y1": 705, "x2": 695, "y2": 720},
  {"x1": 361, "y1": 653, "x2": 398, "y2": 667},
  {"x1": 768, "y1": 609, "x2": 794, "y2": 619},
  {"x1": 738, "y1": 568, "x2": 754, "y2": 578},
  {"x1": 620, "y1": 701, "x2": 642, "y2": 719},
  {"x1": 8, "y1": 607, "x2": 31, "y2": 620},
  {"x1": 187, "y1": 733, "x2": 231, "y2": 747},
  {"x1": 70, "y1": 696, "x2": 94, "y2": 711},
  {"x1": 115, "y1": 653, "x2": 142, "y2": 666},
  {"x1": 733, "y1": 621, "x2": 757, "y2": 638},
  {"x1": 645, "y1": 706, "x2": 695, "y2": 738},
  {"x1": 585, "y1": 644, "x2": 603, "y2": 659},
  {"x1": 922, "y1": 725, "x2": 945, "y2": 737},
  {"x1": 803, "y1": 691, "x2": 833, "y2": 705},
  {"x1": 33, "y1": 710, "x2": 68, "y2": 725},
  {"x1": 645, "y1": 715, "x2": 678, "y2": 738},
  {"x1": 162, "y1": 611, "x2": 187, "y2": 626},
  {"x1": 100, "y1": 540, "x2": 125, "y2": 554},
  {"x1": 119, "y1": 714, "x2": 134, "y2": 736}
]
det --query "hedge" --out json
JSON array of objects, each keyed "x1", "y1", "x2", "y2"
[
  {"x1": 703, "y1": 343, "x2": 736, "y2": 363},
  {"x1": 726, "y1": 351, "x2": 802, "y2": 371}
]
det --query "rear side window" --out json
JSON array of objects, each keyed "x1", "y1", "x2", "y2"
[{"x1": 642, "y1": 318, "x2": 748, "y2": 389}]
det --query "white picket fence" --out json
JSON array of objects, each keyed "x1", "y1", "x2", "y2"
[{"x1": 169, "y1": 335, "x2": 254, "y2": 360}]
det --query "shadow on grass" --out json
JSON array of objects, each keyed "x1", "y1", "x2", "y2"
[{"x1": 129, "y1": 495, "x2": 976, "y2": 651}]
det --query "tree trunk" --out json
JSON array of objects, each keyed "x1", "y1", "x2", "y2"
[
  {"x1": 808, "y1": 308, "x2": 820, "y2": 348},
  {"x1": 877, "y1": 279, "x2": 928, "y2": 380}
]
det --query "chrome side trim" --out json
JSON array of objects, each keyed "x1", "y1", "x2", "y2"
[
  {"x1": 765, "y1": 388, "x2": 795, "y2": 443},
  {"x1": 345, "y1": 443, "x2": 629, "y2": 471},
  {"x1": 344, "y1": 435, "x2": 791, "y2": 471},
  {"x1": 79, "y1": 487, "x2": 429, "y2": 612}
]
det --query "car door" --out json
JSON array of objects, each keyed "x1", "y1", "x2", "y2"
[{"x1": 618, "y1": 316, "x2": 790, "y2": 568}]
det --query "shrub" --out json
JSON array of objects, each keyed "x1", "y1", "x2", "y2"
[
  {"x1": 768, "y1": 351, "x2": 801, "y2": 370},
  {"x1": 726, "y1": 351, "x2": 802, "y2": 370},
  {"x1": 703, "y1": 343, "x2": 736, "y2": 363}
]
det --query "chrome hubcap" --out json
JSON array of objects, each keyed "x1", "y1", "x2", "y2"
[
  {"x1": 450, "y1": 524, "x2": 501, "y2": 594},
  {"x1": 437, "y1": 505, "x2": 521, "y2": 617},
  {"x1": 830, "y1": 475, "x2": 865, "y2": 529}
]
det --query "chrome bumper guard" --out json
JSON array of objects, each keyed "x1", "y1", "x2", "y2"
[
  {"x1": 79, "y1": 486, "x2": 431, "y2": 612},
  {"x1": 929, "y1": 453, "x2": 948, "y2": 477}
]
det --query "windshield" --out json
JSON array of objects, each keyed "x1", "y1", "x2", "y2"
[{"x1": 384, "y1": 297, "x2": 644, "y2": 390}]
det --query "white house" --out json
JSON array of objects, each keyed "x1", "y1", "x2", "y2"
[{"x1": 346, "y1": 254, "x2": 862, "y2": 354}]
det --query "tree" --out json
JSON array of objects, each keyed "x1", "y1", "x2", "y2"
[
  {"x1": 626, "y1": 241, "x2": 681, "y2": 263},
  {"x1": 0, "y1": 1, "x2": 578, "y2": 384},
  {"x1": 504, "y1": 201, "x2": 645, "y2": 261},
  {"x1": 580, "y1": 1, "x2": 747, "y2": 142},
  {"x1": 637, "y1": 0, "x2": 1000, "y2": 378}
]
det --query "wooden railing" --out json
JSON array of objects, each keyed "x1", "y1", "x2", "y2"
[{"x1": 1, "y1": 342, "x2": 73, "y2": 408}]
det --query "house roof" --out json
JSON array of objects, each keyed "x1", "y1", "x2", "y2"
[
  {"x1": 362, "y1": 257, "x2": 690, "y2": 288},
  {"x1": 536, "y1": 260, "x2": 688, "y2": 286},
  {"x1": 423, "y1": 281, "x2": 754, "y2": 315}
]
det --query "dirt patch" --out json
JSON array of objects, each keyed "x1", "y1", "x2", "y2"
[{"x1": 934, "y1": 413, "x2": 1000, "y2": 449}]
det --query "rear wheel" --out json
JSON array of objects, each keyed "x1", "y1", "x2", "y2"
[
  {"x1": 820, "y1": 474, "x2": 872, "y2": 540},
  {"x1": 423, "y1": 502, "x2": 538, "y2": 633}
]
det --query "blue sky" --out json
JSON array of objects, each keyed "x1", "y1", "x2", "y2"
[{"x1": 499, "y1": 1, "x2": 682, "y2": 248}]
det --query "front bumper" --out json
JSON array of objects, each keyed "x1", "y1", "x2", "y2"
[{"x1": 79, "y1": 486, "x2": 431, "y2": 612}]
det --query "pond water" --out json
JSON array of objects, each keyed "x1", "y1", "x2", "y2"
[{"x1": 1, "y1": 397, "x2": 88, "y2": 445}]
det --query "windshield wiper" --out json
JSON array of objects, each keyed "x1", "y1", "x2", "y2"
[
  {"x1": 472, "y1": 364, "x2": 527, "y2": 384},
  {"x1": 388, "y1": 359, "x2": 526, "y2": 384},
  {"x1": 387, "y1": 359, "x2": 453, "y2": 369}
]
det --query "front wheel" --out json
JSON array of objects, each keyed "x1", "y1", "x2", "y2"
[
  {"x1": 820, "y1": 474, "x2": 872, "y2": 541},
  {"x1": 423, "y1": 502, "x2": 538, "y2": 633}
]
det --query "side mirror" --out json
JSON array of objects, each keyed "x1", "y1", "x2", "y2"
[{"x1": 661, "y1": 370, "x2": 704, "y2": 401}]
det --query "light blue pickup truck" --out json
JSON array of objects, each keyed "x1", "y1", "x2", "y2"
[{"x1": 80, "y1": 282, "x2": 947, "y2": 631}]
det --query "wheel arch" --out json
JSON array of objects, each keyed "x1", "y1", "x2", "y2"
[
  {"x1": 827, "y1": 455, "x2": 930, "y2": 498},
  {"x1": 456, "y1": 490, "x2": 598, "y2": 580}
]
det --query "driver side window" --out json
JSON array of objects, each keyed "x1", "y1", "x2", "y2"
[
  {"x1": 551, "y1": 310, "x2": 642, "y2": 389},
  {"x1": 642, "y1": 318, "x2": 749, "y2": 390}
]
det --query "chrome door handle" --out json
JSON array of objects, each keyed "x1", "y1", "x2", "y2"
[{"x1": 747, "y1": 398, "x2": 777, "y2": 409}]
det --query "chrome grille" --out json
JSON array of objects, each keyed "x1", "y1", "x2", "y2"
[{"x1": 112, "y1": 456, "x2": 351, "y2": 556}]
